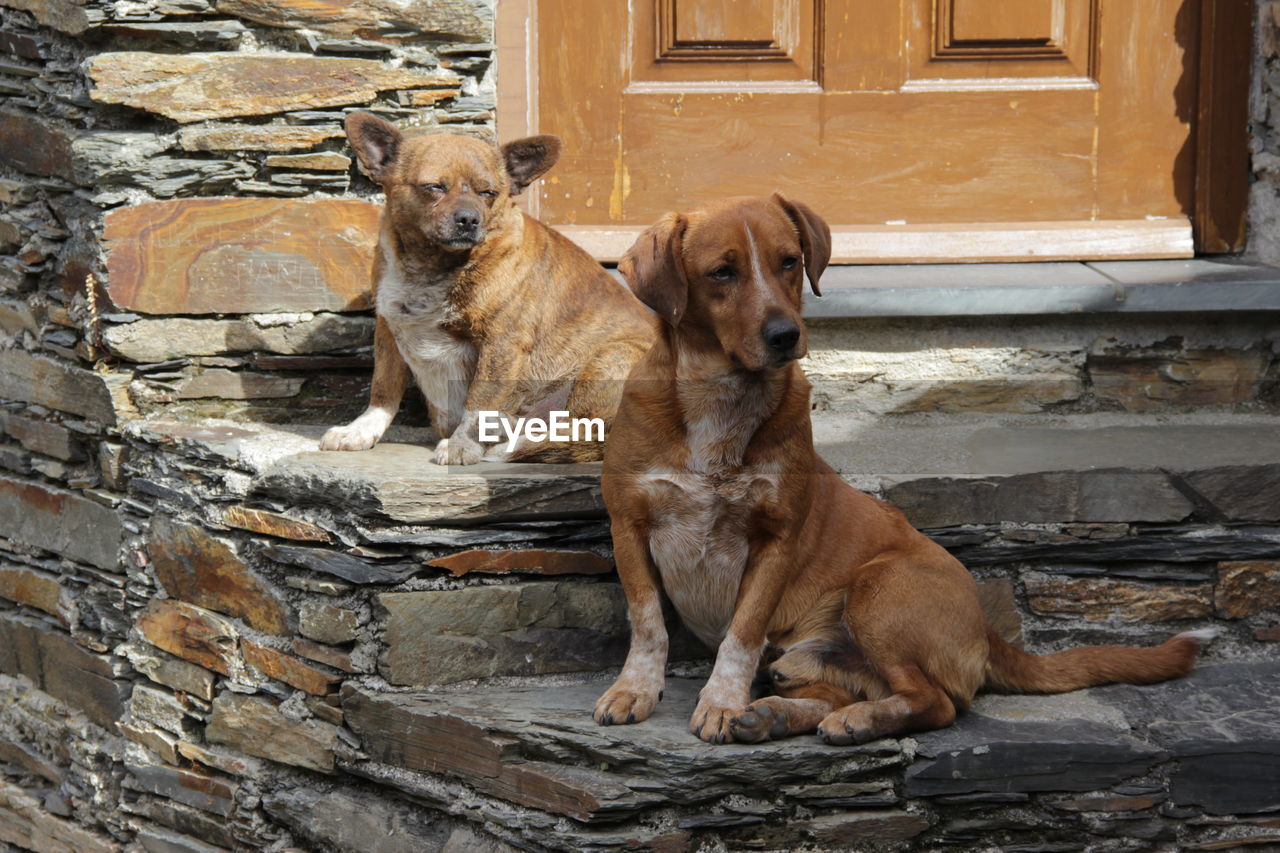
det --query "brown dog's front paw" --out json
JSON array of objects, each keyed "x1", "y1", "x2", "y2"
[
  {"x1": 689, "y1": 699, "x2": 744, "y2": 745},
  {"x1": 434, "y1": 437, "x2": 483, "y2": 466},
  {"x1": 320, "y1": 422, "x2": 380, "y2": 451},
  {"x1": 594, "y1": 683, "x2": 661, "y2": 726},
  {"x1": 816, "y1": 705, "x2": 877, "y2": 746}
]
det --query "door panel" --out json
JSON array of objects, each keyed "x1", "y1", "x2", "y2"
[{"x1": 513, "y1": 0, "x2": 1196, "y2": 261}]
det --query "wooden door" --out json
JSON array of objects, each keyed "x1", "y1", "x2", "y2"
[{"x1": 499, "y1": 0, "x2": 1202, "y2": 262}]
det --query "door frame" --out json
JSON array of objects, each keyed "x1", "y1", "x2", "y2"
[{"x1": 496, "y1": 0, "x2": 1250, "y2": 262}]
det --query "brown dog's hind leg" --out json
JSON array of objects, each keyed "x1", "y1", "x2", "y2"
[
  {"x1": 730, "y1": 682, "x2": 852, "y2": 744},
  {"x1": 816, "y1": 665, "x2": 956, "y2": 746}
]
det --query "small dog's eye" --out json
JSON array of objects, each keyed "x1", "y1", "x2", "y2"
[
  {"x1": 709, "y1": 265, "x2": 735, "y2": 282},
  {"x1": 421, "y1": 183, "x2": 446, "y2": 193},
  {"x1": 781, "y1": 256, "x2": 799, "y2": 271},
  {"x1": 478, "y1": 189, "x2": 499, "y2": 199}
]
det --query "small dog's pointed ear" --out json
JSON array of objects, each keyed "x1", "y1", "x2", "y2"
[
  {"x1": 772, "y1": 192, "x2": 831, "y2": 296},
  {"x1": 619, "y1": 213, "x2": 689, "y2": 327},
  {"x1": 345, "y1": 112, "x2": 402, "y2": 183},
  {"x1": 501, "y1": 135, "x2": 562, "y2": 195}
]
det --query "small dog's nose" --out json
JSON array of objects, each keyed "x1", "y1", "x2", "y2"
[
  {"x1": 763, "y1": 319, "x2": 801, "y2": 353},
  {"x1": 454, "y1": 209, "x2": 480, "y2": 230}
]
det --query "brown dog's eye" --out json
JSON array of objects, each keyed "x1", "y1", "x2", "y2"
[
  {"x1": 477, "y1": 190, "x2": 499, "y2": 199},
  {"x1": 709, "y1": 265, "x2": 735, "y2": 282},
  {"x1": 782, "y1": 256, "x2": 799, "y2": 271},
  {"x1": 421, "y1": 183, "x2": 446, "y2": 193}
]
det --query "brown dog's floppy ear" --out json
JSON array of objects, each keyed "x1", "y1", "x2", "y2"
[
  {"x1": 501, "y1": 135, "x2": 562, "y2": 195},
  {"x1": 618, "y1": 213, "x2": 689, "y2": 327},
  {"x1": 772, "y1": 192, "x2": 831, "y2": 296},
  {"x1": 345, "y1": 112, "x2": 402, "y2": 183}
]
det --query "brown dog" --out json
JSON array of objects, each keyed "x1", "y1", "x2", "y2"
[
  {"x1": 320, "y1": 113, "x2": 655, "y2": 463},
  {"x1": 594, "y1": 194, "x2": 1213, "y2": 744}
]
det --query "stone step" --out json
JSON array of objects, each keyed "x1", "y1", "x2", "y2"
[{"x1": 332, "y1": 661, "x2": 1280, "y2": 851}]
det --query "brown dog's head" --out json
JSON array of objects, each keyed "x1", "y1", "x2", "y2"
[
  {"x1": 619, "y1": 194, "x2": 831, "y2": 371},
  {"x1": 345, "y1": 111, "x2": 561, "y2": 253}
]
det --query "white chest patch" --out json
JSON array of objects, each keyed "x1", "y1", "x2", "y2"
[
  {"x1": 642, "y1": 373, "x2": 781, "y2": 647},
  {"x1": 376, "y1": 247, "x2": 476, "y2": 434}
]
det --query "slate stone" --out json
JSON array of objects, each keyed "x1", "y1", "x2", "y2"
[
  {"x1": 126, "y1": 763, "x2": 237, "y2": 817},
  {"x1": 149, "y1": 516, "x2": 290, "y2": 634},
  {"x1": 103, "y1": 198, "x2": 378, "y2": 315},
  {"x1": 0, "y1": 349, "x2": 123, "y2": 426},
  {"x1": 379, "y1": 582, "x2": 631, "y2": 685},
  {"x1": 1099, "y1": 661, "x2": 1280, "y2": 815},
  {"x1": 135, "y1": 599, "x2": 241, "y2": 677},
  {"x1": 1023, "y1": 574, "x2": 1214, "y2": 622},
  {"x1": 0, "y1": 412, "x2": 84, "y2": 461},
  {"x1": 206, "y1": 692, "x2": 339, "y2": 773},
  {"x1": 0, "y1": 109, "x2": 74, "y2": 179},
  {"x1": 0, "y1": 612, "x2": 128, "y2": 729},
  {"x1": 262, "y1": 543, "x2": 419, "y2": 584},
  {"x1": 253, "y1": 447, "x2": 605, "y2": 524},
  {"x1": 103, "y1": 20, "x2": 247, "y2": 49},
  {"x1": 0, "y1": 779, "x2": 117, "y2": 853},
  {"x1": 103, "y1": 314, "x2": 373, "y2": 363},
  {"x1": 88, "y1": 52, "x2": 461, "y2": 122},
  {"x1": 801, "y1": 811, "x2": 931, "y2": 844},
  {"x1": 123, "y1": 642, "x2": 217, "y2": 700},
  {"x1": 342, "y1": 678, "x2": 901, "y2": 820},
  {"x1": 136, "y1": 826, "x2": 229, "y2": 853},
  {"x1": 214, "y1": 0, "x2": 491, "y2": 42},
  {"x1": 0, "y1": 0, "x2": 103, "y2": 33},
  {"x1": 426, "y1": 548, "x2": 614, "y2": 577},
  {"x1": 1185, "y1": 464, "x2": 1280, "y2": 522},
  {"x1": 298, "y1": 601, "x2": 358, "y2": 644},
  {"x1": 906, "y1": 714, "x2": 1163, "y2": 796},
  {"x1": 175, "y1": 369, "x2": 305, "y2": 400},
  {"x1": 262, "y1": 787, "x2": 461, "y2": 853},
  {"x1": 1215, "y1": 560, "x2": 1280, "y2": 618},
  {"x1": 0, "y1": 476, "x2": 123, "y2": 570},
  {"x1": 953, "y1": 525, "x2": 1280, "y2": 567},
  {"x1": 241, "y1": 640, "x2": 342, "y2": 695},
  {"x1": 0, "y1": 564, "x2": 68, "y2": 621},
  {"x1": 178, "y1": 123, "x2": 345, "y2": 153},
  {"x1": 886, "y1": 469, "x2": 1193, "y2": 528},
  {"x1": 218, "y1": 505, "x2": 334, "y2": 543}
]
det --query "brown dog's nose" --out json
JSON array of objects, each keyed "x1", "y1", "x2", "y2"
[
  {"x1": 454, "y1": 208, "x2": 481, "y2": 231},
  {"x1": 763, "y1": 318, "x2": 801, "y2": 354}
]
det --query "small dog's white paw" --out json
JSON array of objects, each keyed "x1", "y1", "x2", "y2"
[
  {"x1": 434, "y1": 436, "x2": 483, "y2": 466},
  {"x1": 319, "y1": 409, "x2": 391, "y2": 451}
]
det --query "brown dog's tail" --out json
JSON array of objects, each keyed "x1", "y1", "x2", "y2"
[{"x1": 983, "y1": 628, "x2": 1216, "y2": 694}]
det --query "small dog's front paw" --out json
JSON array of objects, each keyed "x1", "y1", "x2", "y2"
[
  {"x1": 730, "y1": 700, "x2": 791, "y2": 744},
  {"x1": 817, "y1": 704, "x2": 877, "y2": 746},
  {"x1": 689, "y1": 695, "x2": 746, "y2": 744},
  {"x1": 320, "y1": 422, "x2": 379, "y2": 451},
  {"x1": 594, "y1": 681, "x2": 662, "y2": 726},
  {"x1": 434, "y1": 436, "x2": 483, "y2": 466}
]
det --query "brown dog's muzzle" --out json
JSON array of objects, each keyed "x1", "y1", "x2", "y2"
[{"x1": 762, "y1": 314, "x2": 802, "y2": 362}]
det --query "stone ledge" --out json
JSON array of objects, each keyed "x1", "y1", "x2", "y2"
[
  {"x1": 794, "y1": 258, "x2": 1280, "y2": 318},
  {"x1": 333, "y1": 661, "x2": 1280, "y2": 848}
]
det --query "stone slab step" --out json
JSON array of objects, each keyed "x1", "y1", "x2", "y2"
[
  {"x1": 130, "y1": 414, "x2": 1280, "y2": 530},
  {"x1": 336, "y1": 661, "x2": 1280, "y2": 847}
]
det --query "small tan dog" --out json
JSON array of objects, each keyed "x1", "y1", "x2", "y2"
[
  {"x1": 595, "y1": 194, "x2": 1213, "y2": 744},
  {"x1": 321, "y1": 113, "x2": 655, "y2": 463}
]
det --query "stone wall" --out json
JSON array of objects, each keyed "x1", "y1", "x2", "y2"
[
  {"x1": 2, "y1": 0, "x2": 1280, "y2": 851},
  {"x1": 1251, "y1": 0, "x2": 1280, "y2": 264}
]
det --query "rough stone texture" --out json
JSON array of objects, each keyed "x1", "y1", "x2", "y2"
[
  {"x1": 103, "y1": 313, "x2": 373, "y2": 362},
  {"x1": 136, "y1": 599, "x2": 241, "y2": 677},
  {"x1": 885, "y1": 469, "x2": 1195, "y2": 528},
  {"x1": 123, "y1": 642, "x2": 217, "y2": 701},
  {"x1": 0, "y1": 779, "x2": 118, "y2": 853},
  {"x1": 264, "y1": 152, "x2": 351, "y2": 170},
  {"x1": 0, "y1": 565, "x2": 69, "y2": 622},
  {"x1": 175, "y1": 369, "x2": 306, "y2": 400},
  {"x1": 379, "y1": 582, "x2": 630, "y2": 685},
  {"x1": 103, "y1": 198, "x2": 379, "y2": 315},
  {"x1": 0, "y1": 412, "x2": 84, "y2": 461},
  {"x1": 0, "y1": 476, "x2": 122, "y2": 570},
  {"x1": 0, "y1": 613, "x2": 127, "y2": 729},
  {"x1": 0, "y1": 349, "x2": 124, "y2": 426},
  {"x1": 1089, "y1": 348, "x2": 1269, "y2": 411},
  {"x1": 177, "y1": 123, "x2": 344, "y2": 152},
  {"x1": 217, "y1": 504, "x2": 334, "y2": 543},
  {"x1": 1023, "y1": 574, "x2": 1214, "y2": 622},
  {"x1": 255, "y1": 448, "x2": 605, "y2": 524},
  {"x1": 215, "y1": 0, "x2": 491, "y2": 42},
  {"x1": 803, "y1": 811, "x2": 931, "y2": 844},
  {"x1": 149, "y1": 516, "x2": 290, "y2": 634},
  {"x1": 126, "y1": 763, "x2": 238, "y2": 817},
  {"x1": 298, "y1": 602, "x2": 358, "y2": 644},
  {"x1": 242, "y1": 640, "x2": 341, "y2": 695},
  {"x1": 0, "y1": 109, "x2": 75, "y2": 180},
  {"x1": 1183, "y1": 464, "x2": 1280, "y2": 522},
  {"x1": 88, "y1": 52, "x2": 460, "y2": 122},
  {"x1": 1215, "y1": 560, "x2": 1280, "y2": 619},
  {"x1": 427, "y1": 548, "x2": 614, "y2": 577},
  {"x1": 263, "y1": 544, "x2": 420, "y2": 584},
  {"x1": 206, "y1": 692, "x2": 338, "y2": 773}
]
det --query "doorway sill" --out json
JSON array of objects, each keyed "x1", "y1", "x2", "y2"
[{"x1": 797, "y1": 258, "x2": 1280, "y2": 318}]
